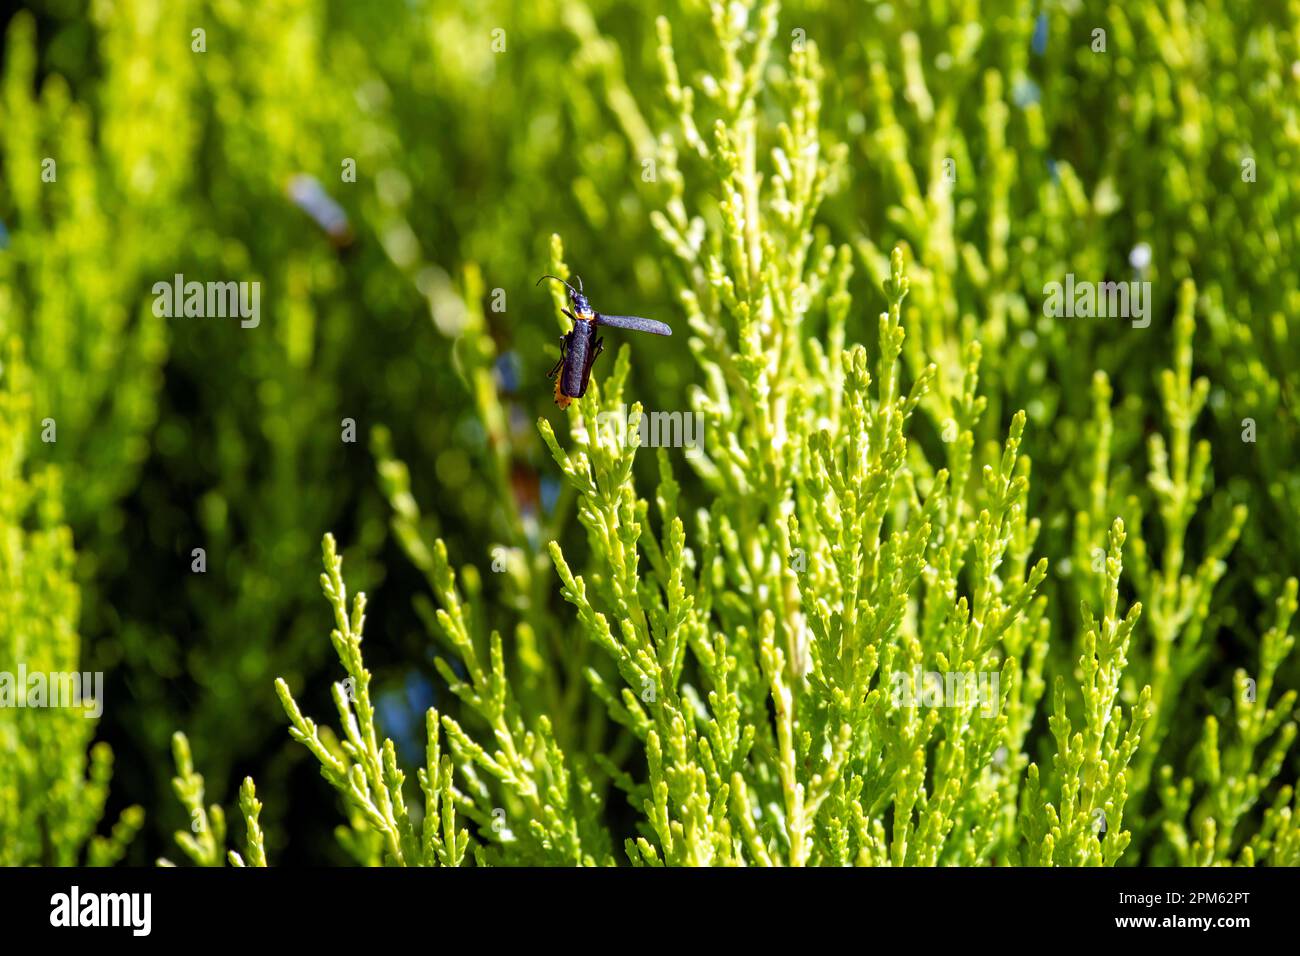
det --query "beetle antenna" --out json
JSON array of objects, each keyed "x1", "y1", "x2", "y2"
[
  {"x1": 536, "y1": 274, "x2": 580, "y2": 298},
  {"x1": 576, "y1": 275, "x2": 583, "y2": 292}
]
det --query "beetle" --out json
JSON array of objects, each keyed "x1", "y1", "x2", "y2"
[{"x1": 537, "y1": 274, "x2": 672, "y2": 408}]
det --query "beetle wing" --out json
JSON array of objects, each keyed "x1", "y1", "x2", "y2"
[
  {"x1": 596, "y1": 313, "x2": 673, "y2": 336},
  {"x1": 575, "y1": 336, "x2": 604, "y2": 397}
]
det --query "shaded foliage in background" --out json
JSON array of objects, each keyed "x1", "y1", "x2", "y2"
[{"x1": 0, "y1": 0, "x2": 1296, "y2": 864}]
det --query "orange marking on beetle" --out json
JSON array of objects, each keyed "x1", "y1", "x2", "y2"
[{"x1": 553, "y1": 375, "x2": 572, "y2": 408}]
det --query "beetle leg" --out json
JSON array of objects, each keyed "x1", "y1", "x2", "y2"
[
  {"x1": 592, "y1": 336, "x2": 604, "y2": 362},
  {"x1": 547, "y1": 334, "x2": 568, "y2": 379},
  {"x1": 561, "y1": 307, "x2": 578, "y2": 324}
]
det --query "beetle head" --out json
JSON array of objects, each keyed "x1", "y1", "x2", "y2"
[{"x1": 537, "y1": 274, "x2": 594, "y2": 319}]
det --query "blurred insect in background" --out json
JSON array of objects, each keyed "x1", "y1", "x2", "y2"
[
  {"x1": 286, "y1": 174, "x2": 355, "y2": 251},
  {"x1": 536, "y1": 274, "x2": 672, "y2": 408}
]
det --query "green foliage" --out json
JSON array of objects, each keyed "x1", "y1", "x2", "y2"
[
  {"x1": 276, "y1": 536, "x2": 468, "y2": 867},
  {"x1": 159, "y1": 731, "x2": 266, "y2": 867},
  {"x1": 288, "y1": 240, "x2": 1292, "y2": 865},
  {"x1": 0, "y1": 11, "x2": 168, "y2": 533},
  {"x1": 0, "y1": 342, "x2": 141, "y2": 865},
  {"x1": 3, "y1": 0, "x2": 1298, "y2": 866}
]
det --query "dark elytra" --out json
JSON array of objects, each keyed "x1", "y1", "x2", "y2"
[{"x1": 561, "y1": 321, "x2": 599, "y2": 398}]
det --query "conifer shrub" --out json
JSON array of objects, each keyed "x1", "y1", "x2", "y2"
[{"x1": 1, "y1": 0, "x2": 1296, "y2": 866}]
